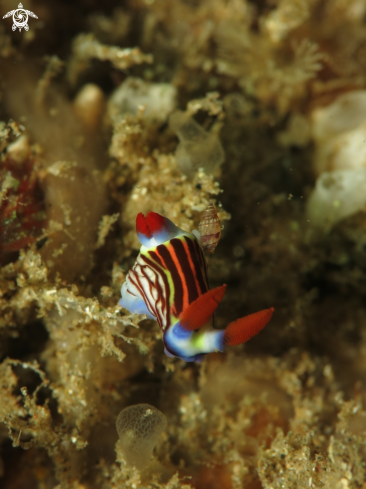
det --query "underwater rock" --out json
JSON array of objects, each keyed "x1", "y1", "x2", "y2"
[
  {"x1": 169, "y1": 110, "x2": 225, "y2": 177},
  {"x1": 3, "y1": 1, "x2": 366, "y2": 487},
  {"x1": 116, "y1": 404, "x2": 167, "y2": 470}
]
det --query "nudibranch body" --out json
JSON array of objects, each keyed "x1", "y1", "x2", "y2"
[{"x1": 119, "y1": 212, "x2": 274, "y2": 362}]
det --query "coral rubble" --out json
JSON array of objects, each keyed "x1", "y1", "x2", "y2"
[{"x1": 1, "y1": 0, "x2": 366, "y2": 488}]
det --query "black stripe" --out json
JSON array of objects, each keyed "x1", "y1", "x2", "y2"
[
  {"x1": 157, "y1": 242, "x2": 184, "y2": 316},
  {"x1": 170, "y1": 238, "x2": 199, "y2": 304},
  {"x1": 186, "y1": 237, "x2": 208, "y2": 294}
]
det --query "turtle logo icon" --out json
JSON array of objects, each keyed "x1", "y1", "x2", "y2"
[{"x1": 3, "y1": 3, "x2": 38, "y2": 32}]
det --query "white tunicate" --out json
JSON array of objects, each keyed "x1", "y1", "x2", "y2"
[
  {"x1": 169, "y1": 110, "x2": 225, "y2": 177},
  {"x1": 108, "y1": 77, "x2": 176, "y2": 123},
  {"x1": 116, "y1": 404, "x2": 167, "y2": 470},
  {"x1": 314, "y1": 122, "x2": 366, "y2": 176},
  {"x1": 306, "y1": 168, "x2": 366, "y2": 230},
  {"x1": 311, "y1": 90, "x2": 366, "y2": 143},
  {"x1": 311, "y1": 90, "x2": 366, "y2": 176},
  {"x1": 307, "y1": 90, "x2": 366, "y2": 231}
]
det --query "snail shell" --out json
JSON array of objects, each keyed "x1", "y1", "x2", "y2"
[{"x1": 198, "y1": 202, "x2": 222, "y2": 254}]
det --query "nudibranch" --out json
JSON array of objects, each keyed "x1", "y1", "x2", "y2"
[{"x1": 119, "y1": 212, "x2": 274, "y2": 362}]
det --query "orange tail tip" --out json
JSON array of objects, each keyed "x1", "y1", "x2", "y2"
[
  {"x1": 223, "y1": 307, "x2": 274, "y2": 346},
  {"x1": 179, "y1": 285, "x2": 227, "y2": 331}
]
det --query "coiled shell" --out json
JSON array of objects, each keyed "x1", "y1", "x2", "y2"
[{"x1": 198, "y1": 203, "x2": 221, "y2": 254}]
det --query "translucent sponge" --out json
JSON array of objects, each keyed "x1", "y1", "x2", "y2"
[
  {"x1": 116, "y1": 404, "x2": 167, "y2": 470},
  {"x1": 169, "y1": 110, "x2": 225, "y2": 177}
]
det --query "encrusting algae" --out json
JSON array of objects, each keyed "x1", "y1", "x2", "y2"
[{"x1": 1, "y1": 0, "x2": 366, "y2": 488}]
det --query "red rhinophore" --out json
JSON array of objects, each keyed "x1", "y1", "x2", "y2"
[
  {"x1": 179, "y1": 285, "x2": 227, "y2": 331},
  {"x1": 136, "y1": 212, "x2": 152, "y2": 239},
  {"x1": 224, "y1": 307, "x2": 274, "y2": 346},
  {"x1": 145, "y1": 211, "x2": 165, "y2": 234}
]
